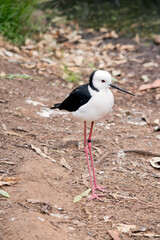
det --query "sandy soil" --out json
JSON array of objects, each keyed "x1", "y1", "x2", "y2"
[{"x1": 0, "y1": 40, "x2": 160, "y2": 240}]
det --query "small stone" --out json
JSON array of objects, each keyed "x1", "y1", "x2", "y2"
[
  {"x1": 68, "y1": 226, "x2": 75, "y2": 231},
  {"x1": 153, "y1": 119, "x2": 160, "y2": 126},
  {"x1": 117, "y1": 150, "x2": 126, "y2": 158},
  {"x1": 156, "y1": 135, "x2": 160, "y2": 140}
]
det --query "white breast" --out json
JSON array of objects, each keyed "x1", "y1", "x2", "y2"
[{"x1": 72, "y1": 87, "x2": 114, "y2": 121}]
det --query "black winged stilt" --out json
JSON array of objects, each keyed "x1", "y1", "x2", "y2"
[{"x1": 52, "y1": 70, "x2": 134, "y2": 201}]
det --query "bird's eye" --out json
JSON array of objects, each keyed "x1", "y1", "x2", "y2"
[{"x1": 101, "y1": 80, "x2": 105, "y2": 83}]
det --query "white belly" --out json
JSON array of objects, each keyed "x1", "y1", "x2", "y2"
[{"x1": 72, "y1": 89, "x2": 114, "y2": 121}]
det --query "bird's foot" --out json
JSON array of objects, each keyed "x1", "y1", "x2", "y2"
[
  {"x1": 94, "y1": 185, "x2": 106, "y2": 192},
  {"x1": 88, "y1": 193, "x2": 106, "y2": 202}
]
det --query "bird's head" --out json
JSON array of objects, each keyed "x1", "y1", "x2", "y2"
[
  {"x1": 89, "y1": 70, "x2": 134, "y2": 96},
  {"x1": 89, "y1": 70, "x2": 111, "y2": 91}
]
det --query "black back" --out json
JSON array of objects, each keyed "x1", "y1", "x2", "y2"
[{"x1": 58, "y1": 84, "x2": 91, "y2": 112}]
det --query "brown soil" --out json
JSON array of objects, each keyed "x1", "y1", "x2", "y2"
[{"x1": 0, "y1": 40, "x2": 160, "y2": 240}]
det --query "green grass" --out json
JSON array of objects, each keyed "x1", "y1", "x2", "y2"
[
  {"x1": 1, "y1": 0, "x2": 159, "y2": 45},
  {"x1": 2, "y1": 73, "x2": 33, "y2": 80},
  {"x1": 63, "y1": 65, "x2": 81, "y2": 83},
  {"x1": 0, "y1": 0, "x2": 41, "y2": 45}
]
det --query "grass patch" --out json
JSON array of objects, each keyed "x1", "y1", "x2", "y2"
[
  {"x1": 1, "y1": 0, "x2": 159, "y2": 45},
  {"x1": 2, "y1": 73, "x2": 33, "y2": 80},
  {"x1": 0, "y1": 0, "x2": 44, "y2": 45},
  {"x1": 63, "y1": 65, "x2": 81, "y2": 83}
]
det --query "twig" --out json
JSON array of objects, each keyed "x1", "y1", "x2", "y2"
[
  {"x1": 123, "y1": 149, "x2": 160, "y2": 157},
  {"x1": 1, "y1": 161, "x2": 15, "y2": 165},
  {"x1": 44, "y1": 178, "x2": 59, "y2": 192},
  {"x1": 96, "y1": 149, "x2": 160, "y2": 166},
  {"x1": 18, "y1": 202, "x2": 35, "y2": 211}
]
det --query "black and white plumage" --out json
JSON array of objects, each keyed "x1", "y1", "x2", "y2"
[
  {"x1": 52, "y1": 70, "x2": 133, "y2": 121},
  {"x1": 53, "y1": 83, "x2": 91, "y2": 112},
  {"x1": 52, "y1": 70, "x2": 134, "y2": 201}
]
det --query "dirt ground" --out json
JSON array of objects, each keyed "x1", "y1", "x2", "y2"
[{"x1": 0, "y1": 38, "x2": 160, "y2": 240}]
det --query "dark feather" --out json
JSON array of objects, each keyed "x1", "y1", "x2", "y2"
[
  {"x1": 54, "y1": 84, "x2": 91, "y2": 112},
  {"x1": 89, "y1": 70, "x2": 99, "y2": 92}
]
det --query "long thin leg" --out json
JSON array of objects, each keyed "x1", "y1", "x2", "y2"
[
  {"x1": 84, "y1": 121, "x2": 95, "y2": 194},
  {"x1": 87, "y1": 121, "x2": 106, "y2": 201},
  {"x1": 88, "y1": 121, "x2": 106, "y2": 193}
]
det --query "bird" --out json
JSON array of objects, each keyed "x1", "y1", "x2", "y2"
[{"x1": 52, "y1": 70, "x2": 134, "y2": 201}]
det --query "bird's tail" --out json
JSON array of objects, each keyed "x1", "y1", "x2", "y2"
[{"x1": 50, "y1": 103, "x2": 61, "y2": 109}]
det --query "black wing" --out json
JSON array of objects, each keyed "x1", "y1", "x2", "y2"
[{"x1": 58, "y1": 84, "x2": 91, "y2": 112}]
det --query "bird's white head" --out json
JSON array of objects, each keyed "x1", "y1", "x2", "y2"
[
  {"x1": 89, "y1": 70, "x2": 135, "y2": 96},
  {"x1": 89, "y1": 70, "x2": 112, "y2": 91}
]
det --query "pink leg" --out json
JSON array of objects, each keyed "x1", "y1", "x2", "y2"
[
  {"x1": 88, "y1": 121, "x2": 106, "y2": 193},
  {"x1": 84, "y1": 121, "x2": 106, "y2": 201},
  {"x1": 84, "y1": 121, "x2": 95, "y2": 195}
]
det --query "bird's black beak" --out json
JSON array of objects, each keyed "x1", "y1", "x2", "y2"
[{"x1": 110, "y1": 84, "x2": 135, "y2": 96}]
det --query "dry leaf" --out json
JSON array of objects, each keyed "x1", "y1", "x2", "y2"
[
  {"x1": 156, "y1": 135, "x2": 160, "y2": 140},
  {"x1": 114, "y1": 59, "x2": 127, "y2": 65},
  {"x1": 0, "y1": 175, "x2": 22, "y2": 186},
  {"x1": 135, "y1": 33, "x2": 140, "y2": 45},
  {"x1": 86, "y1": 28, "x2": 94, "y2": 33},
  {"x1": 41, "y1": 58, "x2": 54, "y2": 64},
  {"x1": 3, "y1": 175, "x2": 22, "y2": 182},
  {"x1": 27, "y1": 198, "x2": 52, "y2": 214},
  {"x1": 60, "y1": 157, "x2": 72, "y2": 171},
  {"x1": 132, "y1": 231, "x2": 160, "y2": 238},
  {"x1": 25, "y1": 61, "x2": 37, "y2": 68},
  {"x1": 110, "y1": 30, "x2": 119, "y2": 38},
  {"x1": 4, "y1": 130, "x2": 22, "y2": 137},
  {"x1": 55, "y1": 50, "x2": 63, "y2": 59},
  {"x1": 153, "y1": 35, "x2": 160, "y2": 45},
  {"x1": 0, "y1": 49, "x2": 5, "y2": 57},
  {"x1": 87, "y1": 230, "x2": 97, "y2": 237},
  {"x1": 69, "y1": 34, "x2": 81, "y2": 43},
  {"x1": 99, "y1": 27, "x2": 107, "y2": 33},
  {"x1": 143, "y1": 62, "x2": 158, "y2": 68},
  {"x1": 0, "y1": 72, "x2": 6, "y2": 77},
  {"x1": 30, "y1": 144, "x2": 56, "y2": 162},
  {"x1": 155, "y1": 94, "x2": 160, "y2": 100},
  {"x1": 110, "y1": 193, "x2": 138, "y2": 200},
  {"x1": 120, "y1": 45, "x2": 135, "y2": 51},
  {"x1": 140, "y1": 74, "x2": 150, "y2": 82},
  {"x1": 103, "y1": 215, "x2": 112, "y2": 222},
  {"x1": 1, "y1": 161, "x2": 15, "y2": 165},
  {"x1": 150, "y1": 157, "x2": 160, "y2": 169},
  {"x1": 4, "y1": 50, "x2": 13, "y2": 57},
  {"x1": 108, "y1": 230, "x2": 121, "y2": 240},
  {"x1": 2, "y1": 123, "x2": 7, "y2": 131},
  {"x1": 153, "y1": 119, "x2": 160, "y2": 126},
  {"x1": 138, "y1": 79, "x2": 160, "y2": 91},
  {"x1": 98, "y1": 61, "x2": 105, "y2": 69},
  {"x1": 73, "y1": 56, "x2": 84, "y2": 66},
  {"x1": 104, "y1": 43, "x2": 116, "y2": 50},
  {"x1": 115, "y1": 223, "x2": 136, "y2": 233},
  {"x1": 0, "y1": 181, "x2": 13, "y2": 186},
  {"x1": 27, "y1": 198, "x2": 45, "y2": 204}
]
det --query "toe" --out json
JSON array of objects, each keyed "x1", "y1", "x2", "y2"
[
  {"x1": 95, "y1": 185, "x2": 106, "y2": 192},
  {"x1": 88, "y1": 193, "x2": 106, "y2": 202}
]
